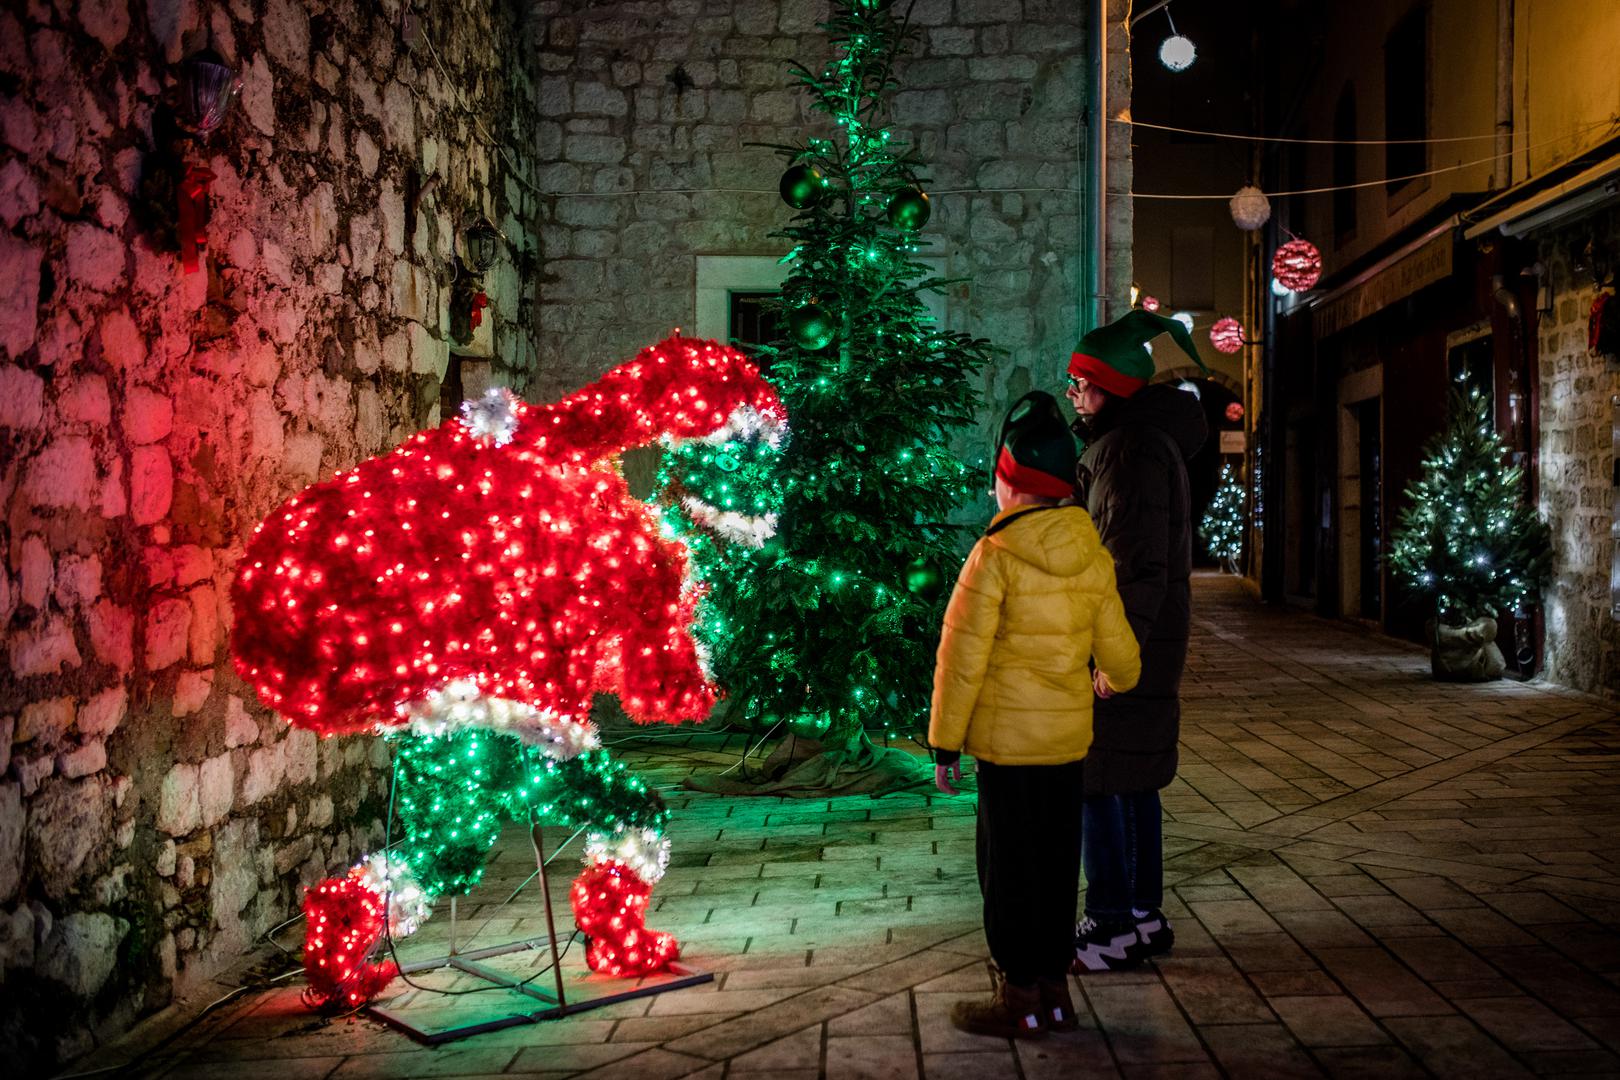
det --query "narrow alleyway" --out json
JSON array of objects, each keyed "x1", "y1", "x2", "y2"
[{"x1": 101, "y1": 574, "x2": 1620, "y2": 1079}]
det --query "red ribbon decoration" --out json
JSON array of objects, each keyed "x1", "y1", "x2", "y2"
[
  {"x1": 470, "y1": 290, "x2": 489, "y2": 331},
  {"x1": 178, "y1": 164, "x2": 216, "y2": 274}
]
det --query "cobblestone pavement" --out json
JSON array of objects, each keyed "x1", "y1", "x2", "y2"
[{"x1": 103, "y1": 574, "x2": 1620, "y2": 1079}]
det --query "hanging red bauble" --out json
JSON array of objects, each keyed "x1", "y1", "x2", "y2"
[
  {"x1": 1273, "y1": 239, "x2": 1322, "y2": 292},
  {"x1": 1139, "y1": 295, "x2": 1161, "y2": 312},
  {"x1": 1210, "y1": 317, "x2": 1245, "y2": 354},
  {"x1": 1225, "y1": 401, "x2": 1245, "y2": 422}
]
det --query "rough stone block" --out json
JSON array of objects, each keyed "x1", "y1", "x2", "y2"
[
  {"x1": 58, "y1": 375, "x2": 111, "y2": 426},
  {"x1": 0, "y1": 362, "x2": 44, "y2": 427},
  {"x1": 10, "y1": 615, "x2": 83, "y2": 677},
  {"x1": 173, "y1": 669, "x2": 213, "y2": 716},
  {"x1": 77, "y1": 687, "x2": 126, "y2": 738},
  {"x1": 0, "y1": 782, "x2": 20, "y2": 901},
  {"x1": 65, "y1": 222, "x2": 125, "y2": 293},
  {"x1": 224, "y1": 695, "x2": 259, "y2": 749},
  {"x1": 240, "y1": 741, "x2": 286, "y2": 806},
  {"x1": 54, "y1": 552, "x2": 101, "y2": 610},
  {"x1": 129, "y1": 445, "x2": 173, "y2": 524},
  {"x1": 285, "y1": 728, "x2": 319, "y2": 787},
  {"x1": 30, "y1": 776, "x2": 108, "y2": 897},
  {"x1": 87, "y1": 600, "x2": 135, "y2": 672},
  {"x1": 124, "y1": 386, "x2": 174, "y2": 444},
  {"x1": 198, "y1": 753, "x2": 233, "y2": 827},
  {"x1": 20, "y1": 534, "x2": 51, "y2": 609},
  {"x1": 145, "y1": 598, "x2": 191, "y2": 670},
  {"x1": 0, "y1": 230, "x2": 39, "y2": 358},
  {"x1": 37, "y1": 912, "x2": 128, "y2": 997},
  {"x1": 57, "y1": 741, "x2": 107, "y2": 780},
  {"x1": 18, "y1": 697, "x2": 75, "y2": 747},
  {"x1": 23, "y1": 436, "x2": 97, "y2": 511},
  {"x1": 158, "y1": 763, "x2": 200, "y2": 836}
]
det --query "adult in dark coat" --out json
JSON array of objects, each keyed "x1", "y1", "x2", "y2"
[{"x1": 1063, "y1": 310, "x2": 1209, "y2": 971}]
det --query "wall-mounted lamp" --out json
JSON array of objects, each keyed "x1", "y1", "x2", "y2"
[
  {"x1": 450, "y1": 216, "x2": 505, "y2": 346},
  {"x1": 173, "y1": 49, "x2": 240, "y2": 274},
  {"x1": 177, "y1": 49, "x2": 241, "y2": 135},
  {"x1": 462, "y1": 217, "x2": 504, "y2": 275}
]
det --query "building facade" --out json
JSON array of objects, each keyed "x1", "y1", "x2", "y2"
[{"x1": 1246, "y1": 0, "x2": 1620, "y2": 694}]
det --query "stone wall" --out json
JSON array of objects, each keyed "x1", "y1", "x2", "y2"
[
  {"x1": 530, "y1": 0, "x2": 1126, "y2": 457},
  {"x1": 0, "y1": 0, "x2": 541, "y2": 1068},
  {"x1": 1536, "y1": 206, "x2": 1620, "y2": 697}
]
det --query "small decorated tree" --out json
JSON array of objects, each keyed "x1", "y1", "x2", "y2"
[
  {"x1": 1201, "y1": 463, "x2": 1245, "y2": 572},
  {"x1": 657, "y1": 0, "x2": 996, "y2": 792},
  {"x1": 1387, "y1": 389, "x2": 1551, "y2": 679}
]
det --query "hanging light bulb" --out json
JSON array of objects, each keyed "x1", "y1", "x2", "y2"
[
  {"x1": 1159, "y1": 8, "x2": 1197, "y2": 72},
  {"x1": 1172, "y1": 311, "x2": 1195, "y2": 332}
]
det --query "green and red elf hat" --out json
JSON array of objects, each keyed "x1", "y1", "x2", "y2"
[
  {"x1": 993, "y1": 391, "x2": 1079, "y2": 499},
  {"x1": 1068, "y1": 310, "x2": 1209, "y2": 397}
]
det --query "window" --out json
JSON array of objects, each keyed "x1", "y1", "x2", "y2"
[
  {"x1": 1171, "y1": 227, "x2": 1215, "y2": 310},
  {"x1": 1333, "y1": 85, "x2": 1357, "y2": 239},
  {"x1": 728, "y1": 291, "x2": 781, "y2": 357},
  {"x1": 1384, "y1": 6, "x2": 1428, "y2": 196}
]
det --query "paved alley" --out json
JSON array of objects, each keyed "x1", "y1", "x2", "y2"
[{"x1": 96, "y1": 574, "x2": 1620, "y2": 1080}]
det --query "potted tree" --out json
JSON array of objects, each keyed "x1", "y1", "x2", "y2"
[{"x1": 1388, "y1": 389, "x2": 1551, "y2": 680}]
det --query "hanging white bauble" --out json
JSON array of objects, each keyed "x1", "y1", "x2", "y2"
[
  {"x1": 1159, "y1": 34, "x2": 1197, "y2": 72},
  {"x1": 1229, "y1": 186, "x2": 1271, "y2": 231}
]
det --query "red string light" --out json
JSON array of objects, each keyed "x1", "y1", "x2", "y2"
[
  {"x1": 569, "y1": 859, "x2": 679, "y2": 977},
  {"x1": 301, "y1": 875, "x2": 398, "y2": 1010},
  {"x1": 232, "y1": 335, "x2": 785, "y2": 738}
]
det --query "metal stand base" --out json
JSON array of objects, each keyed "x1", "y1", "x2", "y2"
[{"x1": 366, "y1": 823, "x2": 712, "y2": 1045}]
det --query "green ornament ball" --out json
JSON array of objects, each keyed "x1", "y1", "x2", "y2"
[
  {"x1": 789, "y1": 303, "x2": 836, "y2": 351},
  {"x1": 905, "y1": 557, "x2": 944, "y2": 600},
  {"x1": 779, "y1": 164, "x2": 826, "y2": 210},
  {"x1": 887, "y1": 186, "x2": 931, "y2": 231},
  {"x1": 787, "y1": 712, "x2": 831, "y2": 739},
  {"x1": 713, "y1": 451, "x2": 740, "y2": 472}
]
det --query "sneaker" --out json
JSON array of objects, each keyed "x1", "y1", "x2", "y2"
[
  {"x1": 1036, "y1": 976, "x2": 1081, "y2": 1032},
  {"x1": 1071, "y1": 916, "x2": 1142, "y2": 973},
  {"x1": 1133, "y1": 908, "x2": 1175, "y2": 958},
  {"x1": 950, "y1": 962, "x2": 1048, "y2": 1039}
]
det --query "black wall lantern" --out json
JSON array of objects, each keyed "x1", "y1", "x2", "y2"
[
  {"x1": 462, "y1": 217, "x2": 503, "y2": 275},
  {"x1": 450, "y1": 216, "x2": 503, "y2": 345},
  {"x1": 173, "y1": 49, "x2": 239, "y2": 273}
]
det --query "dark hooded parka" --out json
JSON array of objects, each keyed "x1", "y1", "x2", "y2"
[{"x1": 1074, "y1": 383, "x2": 1207, "y2": 795}]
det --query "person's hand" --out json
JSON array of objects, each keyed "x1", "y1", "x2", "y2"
[
  {"x1": 1093, "y1": 669, "x2": 1115, "y2": 700},
  {"x1": 935, "y1": 760, "x2": 962, "y2": 795}
]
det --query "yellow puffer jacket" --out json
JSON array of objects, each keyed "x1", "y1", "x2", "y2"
[{"x1": 928, "y1": 504, "x2": 1141, "y2": 766}]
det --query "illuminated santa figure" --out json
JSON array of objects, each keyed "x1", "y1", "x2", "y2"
[{"x1": 232, "y1": 335, "x2": 786, "y2": 1008}]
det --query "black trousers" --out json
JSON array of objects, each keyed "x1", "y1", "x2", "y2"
[{"x1": 975, "y1": 759, "x2": 1086, "y2": 985}]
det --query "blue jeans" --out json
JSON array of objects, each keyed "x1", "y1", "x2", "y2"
[{"x1": 1082, "y1": 791, "x2": 1163, "y2": 923}]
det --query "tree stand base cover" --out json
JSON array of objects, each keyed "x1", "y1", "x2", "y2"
[
  {"x1": 683, "y1": 730, "x2": 934, "y2": 797},
  {"x1": 1426, "y1": 617, "x2": 1506, "y2": 681}
]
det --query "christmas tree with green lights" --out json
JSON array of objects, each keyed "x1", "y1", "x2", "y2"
[
  {"x1": 1388, "y1": 389, "x2": 1551, "y2": 626},
  {"x1": 658, "y1": 0, "x2": 996, "y2": 792},
  {"x1": 1201, "y1": 464, "x2": 1245, "y2": 572}
]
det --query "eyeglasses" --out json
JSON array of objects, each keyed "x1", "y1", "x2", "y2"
[{"x1": 1066, "y1": 375, "x2": 1089, "y2": 393}]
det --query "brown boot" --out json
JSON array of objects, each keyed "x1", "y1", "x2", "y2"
[
  {"x1": 949, "y1": 963, "x2": 1047, "y2": 1039},
  {"x1": 1036, "y1": 976, "x2": 1080, "y2": 1032}
]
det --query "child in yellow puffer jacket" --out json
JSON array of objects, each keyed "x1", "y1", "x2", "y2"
[{"x1": 929, "y1": 391, "x2": 1141, "y2": 1041}]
